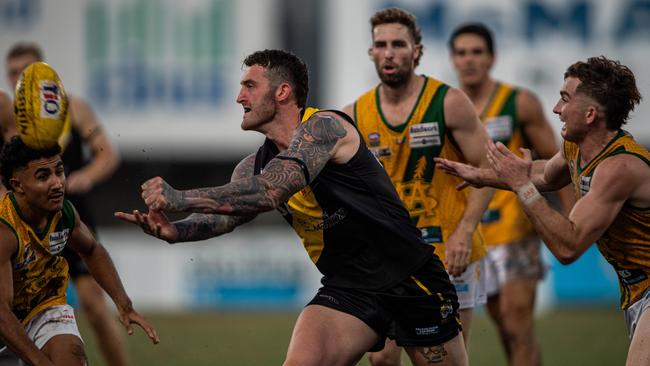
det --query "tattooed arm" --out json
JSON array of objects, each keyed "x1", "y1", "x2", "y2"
[
  {"x1": 142, "y1": 111, "x2": 357, "y2": 216},
  {"x1": 115, "y1": 154, "x2": 258, "y2": 243}
]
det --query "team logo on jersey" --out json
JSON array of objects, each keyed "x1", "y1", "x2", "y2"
[
  {"x1": 485, "y1": 116, "x2": 513, "y2": 141},
  {"x1": 579, "y1": 176, "x2": 592, "y2": 196},
  {"x1": 367, "y1": 132, "x2": 380, "y2": 147},
  {"x1": 49, "y1": 229, "x2": 70, "y2": 255},
  {"x1": 409, "y1": 123, "x2": 441, "y2": 148}
]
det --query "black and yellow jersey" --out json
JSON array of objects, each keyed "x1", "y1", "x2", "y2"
[
  {"x1": 254, "y1": 108, "x2": 434, "y2": 291},
  {"x1": 0, "y1": 193, "x2": 73, "y2": 324},
  {"x1": 564, "y1": 130, "x2": 650, "y2": 309},
  {"x1": 479, "y1": 82, "x2": 535, "y2": 246},
  {"x1": 353, "y1": 76, "x2": 485, "y2": 264}
]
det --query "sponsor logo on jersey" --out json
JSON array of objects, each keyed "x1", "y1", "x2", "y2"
[
  {"x1": 49, "y1": 228, "x2": 70, "y2": 255},
  {"x1": 579, "y1": 176, "x2": 592, "y2": 196},
  {"x1": 409, "y1": 122, "x2": 441, "y2": 148},
  {"x1": 485, "y1": 115, "x2": 513, "y2": 141},
  {"x1": 617, "y1": 269, "x2": 648, "y2": 286}
]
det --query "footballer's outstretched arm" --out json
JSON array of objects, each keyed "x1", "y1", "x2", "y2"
[{"x1": 139, "y1": 111, "x2": 353, "y2": 216}]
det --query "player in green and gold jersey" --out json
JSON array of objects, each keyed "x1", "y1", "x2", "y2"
[
  {"x1": 0, "y1": 137, "x2": 158, "y2": 366},
  {"x1": 447, "y1": 23, "x2": 573, "y2": 366},
  {"x1": 436, "y1": 56, "x2": 649, "y2": 365},
  {"x1": 343, "y1": 8, "x2": 494, "y2": 364}
]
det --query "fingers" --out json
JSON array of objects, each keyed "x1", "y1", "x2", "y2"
[
  {"x1": 122, "y1": 313, "x2": 161, "y2": 344},
  {"x1": 455, "y1": 181, "x2": 470, "y2": 191},
  {"x1": 520, "y1": 147, "x2": 533, "y2": 162},
  {"x1": 114, "y1": 211, "x2": 137, "y2": 224}
]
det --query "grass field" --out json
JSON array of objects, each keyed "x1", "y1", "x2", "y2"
[{"x1": 78, "y1": 307, "x2": 628, "y2": 365}]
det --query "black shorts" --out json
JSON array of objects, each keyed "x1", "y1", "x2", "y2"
[{"x1": 307, "y1": 256, "x2": 460, "y2": 352}]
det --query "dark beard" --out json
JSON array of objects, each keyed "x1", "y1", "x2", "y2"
[{"x1": 378, "y1": 68, "x2": 410, "y2": 88}]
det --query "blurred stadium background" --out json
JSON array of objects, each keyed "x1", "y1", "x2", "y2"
[{"x1": 1, "y1": 0, "x2": 648, "y2": 364}]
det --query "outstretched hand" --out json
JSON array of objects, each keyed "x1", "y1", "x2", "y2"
[
  {"x1": 118, "y1": 307, "x2": 160, "y2": 344},
  {"x1": 486, "y1": 140, "x2": 533, "y2": 189},
  {"x1": 434, "y1": 157, "x2": 486, "y2": 190},
  {"x1": 114, "y1": 209, "x2": 178, "y2": 243}
]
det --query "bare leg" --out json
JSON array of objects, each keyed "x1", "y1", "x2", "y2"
[
  {"x1": 458, "y1": 308, "x2": 473, "y2": 351},
  {"x1": 368, "y1": 339, "x2": 402, "y2": 366},
  {"x1": 41, "y1": 334, "x2": 86, "y2": 366},
  {"x1": 488, "y1": 279, "x2": 540, "y2": 366},
  {"x1": 627, "y1": 308, "x2": 650, "y2": 366},
  {"x1": 284, "y1": 305, "x2": 380, "y2": 366},
  {"x1": 404, "y1": 333, "x2": 468, "y2": 366},
  {"x1": 75, "y1": 276, "x2": 128, "y2": 366}
]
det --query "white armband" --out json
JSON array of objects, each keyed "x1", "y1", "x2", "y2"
[{"x1": 515, "y1": 181, "x2": 542, "y2": 206}]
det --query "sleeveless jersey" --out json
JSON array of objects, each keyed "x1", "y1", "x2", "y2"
[
  {"x1": 479, "y1": 82, "x2": 535, "y2": 246},
  {"x1": 0, "y1": 193, "x2": 74, "y2": 323},
  {"x1": 254, "y1": 108, "x2": 435, "y2": 291},
  {"x1": 564, "y1": 130, "x2": 650, "y2": 309},
  {"x1": 353, "y1": 76, "x2": 485, "y2": 264}
]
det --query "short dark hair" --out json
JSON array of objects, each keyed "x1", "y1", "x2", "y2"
[
  {"x1": 565, "y1": 56, "x2": 642, "y2": 130},
  {"x1": 370, "y1": 8, "x2": 423, "y2": 67},
  {"x1": 0, "y1": 136, "x2": 61, "y2": 188},
  {"x1": 6, "y1": 41, "x2": 44, "y2": 62},
  {"x1": 243, "y1": 49, "x2": 309, "y2": 109},
  {"x1": 448, "y1": 23, "x2": 495, "y2": 55}
]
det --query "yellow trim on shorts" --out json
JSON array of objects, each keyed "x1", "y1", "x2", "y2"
[{"x1": 410, "y1": 275, "x2": 432, "y2": 295}]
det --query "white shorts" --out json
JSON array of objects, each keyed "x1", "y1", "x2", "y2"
[
  {"x1": 450, "y1": 259, "x2": 487, "y2": 310},
  {"x1": 484, "y1": 237, "x2": 547, "y2": 296},
  {"x1": 625, "y1": 287, "x2": 650, "y2": 338},
  {"x1": 0, "y1": 304, "x2": 82, "y2": 366}
]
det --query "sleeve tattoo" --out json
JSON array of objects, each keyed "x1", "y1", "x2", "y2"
[{"x1": 166, "y1": 113, "x2": 348, "y2": 216}]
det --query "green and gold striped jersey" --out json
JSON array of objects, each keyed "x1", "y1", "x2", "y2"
[
  {"x1": 0, "y1": 193, "x2": 73, "y2": 324},
  {"x1": 353, "y1": 76, "x2": 485, "y2": 264},
  {"x1": 564, "y1": 130, "x2": 650, "y2": 309}
]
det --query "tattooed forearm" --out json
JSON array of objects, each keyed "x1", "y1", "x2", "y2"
[
  {"x1": 162, "y1": 114, "x2": 347, "y2": 216},
  {"x1": 174, "y1": 213, "x2": 254, "y2": 242}
]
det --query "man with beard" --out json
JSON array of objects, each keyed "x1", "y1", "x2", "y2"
[
  {"x1": 436, "y1": 56, "x2": 649, "y2": 366},
  {"x1": 447, "y1": 23, "x2": 573, "y2": 366},
  {"x1": 116, "y1": 49, "x2": 469, "y2": 366},
  {"x1": 342, "y1": 8, "x2": 493, "y2": 365}
]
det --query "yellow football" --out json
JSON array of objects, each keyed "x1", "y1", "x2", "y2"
[{"x1": 14, "y1": 62, "x2": 69, "y2": 149}]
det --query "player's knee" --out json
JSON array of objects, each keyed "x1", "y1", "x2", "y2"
[
  {"x1": 69, "y1": 342, "x2": 88, "y2": 366},
  {"x1": 283, "y1": 354, "x2": 321, "y2": 366},
  {"x1": 369, "y1": 350, "x2": 402, "y2": 366}
]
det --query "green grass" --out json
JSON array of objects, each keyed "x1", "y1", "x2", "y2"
[{"x1": 78, "y1": 307, "x2": 628, "y2": 365}]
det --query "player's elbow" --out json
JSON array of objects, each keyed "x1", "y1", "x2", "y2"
[{"x1": 554, "y1": 245, "x2": 582, "y2": 265}]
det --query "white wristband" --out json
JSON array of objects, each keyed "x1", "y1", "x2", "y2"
[{"x1": 515, "y1": 181, "x2": 542, "y2": 206}]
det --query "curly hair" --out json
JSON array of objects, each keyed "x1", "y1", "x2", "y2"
[
  {"x1": 370, "y1": 8, "x2": 423, "y2": 67},
  {"x1": 243, "y1": 49, "x2": 309, "y2": 109},
  {"x1": 0, "y1": 136, "x2": 61, "y2": 188},
  {"x1": 565, "y1": 56, "x2": 642, "y2": 130}
]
